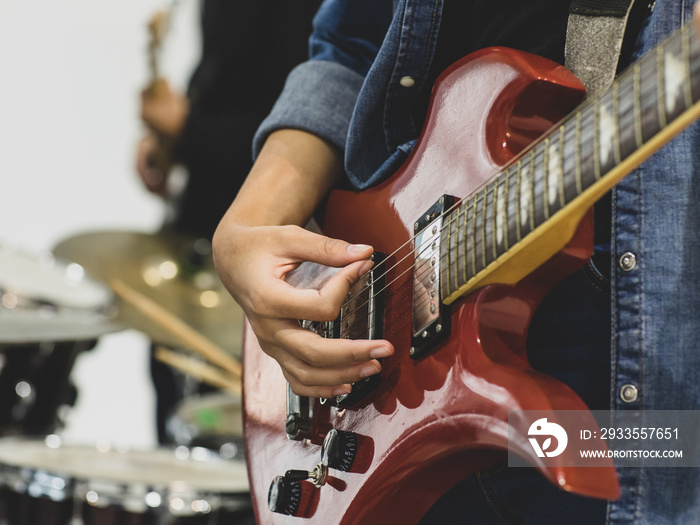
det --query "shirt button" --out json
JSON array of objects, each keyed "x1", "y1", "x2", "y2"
[
  {"x1": 619, "y1": 252, "x2": 637, "y2": 271},
  {"x1": 620, "y1": 384, "x2": 639, "y2": 403},
  {"x1": 399, "y1": 76, "x2": 416, "y2": 87}
]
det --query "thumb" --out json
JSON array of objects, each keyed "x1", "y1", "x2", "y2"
[{"x1": 290, "y1": 228, "x2": 374, "y2": 267}]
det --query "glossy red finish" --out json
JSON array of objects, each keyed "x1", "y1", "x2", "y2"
[{"x1": 243, "y1": 48, "x2": 618, "y2": 524}]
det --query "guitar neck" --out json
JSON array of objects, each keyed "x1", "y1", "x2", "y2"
[{"x1": 441, "y1": 22, "x2": 700, "y2": 305}]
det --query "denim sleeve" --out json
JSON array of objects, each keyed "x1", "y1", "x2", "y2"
[{"x1": 252, "y1": 0, "x2": 393, "y2": 157}]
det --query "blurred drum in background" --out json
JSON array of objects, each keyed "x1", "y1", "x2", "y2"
[
  {"x1": 0, "y1": 436, "x2": 254, "y2": 525},
  {"x1": 167, "y1": 393, "x2": 243, "y2": 460},
  {"x1": 0, "y1": 246, "x2": 121, "y2": 436}
]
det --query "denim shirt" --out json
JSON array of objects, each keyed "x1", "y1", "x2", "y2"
[
  {"x1": 255, "y1": 0, "x2": 700, "y2": 523},
  {"x1": 254, "y1": 0, "x2": 440, "y2": 189}
]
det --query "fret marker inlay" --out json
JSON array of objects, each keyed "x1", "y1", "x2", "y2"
[
  {"x1": 599, "y1": 105, "x2": 616, "y2": 167},
  {"x1": 547, "y1": 141, "x2": 561, "y2": 206},
  {"x1": 520, "y1": 164, "x2": 531, "y2": 227},
  {"x1": 496, "y1": 183, "x2": 506, "y2": 246},
  {"x1": 664, "y1": 51, "x2": 685, "y2": 114}
]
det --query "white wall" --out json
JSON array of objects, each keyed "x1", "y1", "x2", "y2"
[{"x1": 0, "y1": 0, "x2": 200, "y2": 449}]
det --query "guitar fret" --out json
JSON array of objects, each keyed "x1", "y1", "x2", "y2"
[
  {"x1": 574, "y1": 111, "x2": 584, "y2": 196},
  {"x1": 657, "y1": 46, "x2": 668, "y2": 129},
  {"x1": 597, "y1": 92, "x2": 618, "y2": 175},
  {"x1": 578, "y1": 105, "x2": 596, "y2": 191},
  {"x1": 613, "y1": 81, "x2": 622, "y2": 165},
  {"x1": 515, "y1": 161, "x2": 523, "y2": 242},
  {"x1": 617, "y1": 73, "x2": 637, "y2": 160},
  {"x1": 683, "y1": 24, "x2": 693, "y2": 110},
  {"x1": 449, "y1": 208, "x2": 458, "y2": 293},
  {"x1": 457, "y1": 204, "x2": 467, "y2": 287},
  {"x1": 542, "y1": 139, "x2": 550, "y2": 220},
  {"x1": 592, "y1": 101, "x2": 602, "y2": 180},
  {"x1": 690, "y1": 26, "x2": 700, "y2": 101},
  {"x1": 639, "y1": 50, "x2": 661, "y2": 143},
  {"x1": 505, "y1": 166, "x2": 519, "y2": 248},
  {"x1": 558, "y1": 125, "x2": 566, "y2": 208},
  {"x1": 562, "y1": 118, "x2": 580, "y2": 203},
  {"x1": 468, "y1": 198, "x2": 477, "y2": 278},
  {"x1": 633, "y1": 63, "x2": 643, "y2": 148},
  {"x1": 494, "y1": 170, "x2": 508, "y2": 253},
  {"x1": 473, "y1": 191, "x2": 485, "y2": 274},
  {"x1": 480, "y1": 189, "x2": 488, "y2": 271},
  {"x1": 439, "y1": 217, "x2": 450, "y2": 301},
  {"x1": 528, "y1": 149, "x2": 536, "y2": 232},
  {"x1": 484, "y1": 184, "x2": 496, "y2": 266},
  {"x1": 664, "y1": 35, "x2": 687, "y2": 121},
  {"x1": 531, "y1": 146, "x2": 547, "y2": 230}
]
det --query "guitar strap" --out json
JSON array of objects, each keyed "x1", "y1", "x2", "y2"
[{"x1": 565, "y1": 0, "x2": 637, "y2": 97}]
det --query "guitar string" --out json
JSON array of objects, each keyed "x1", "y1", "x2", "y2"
[
  {"x1": 337, "y1": 55, "x2": 695, "y2": 332},
  {"x1": 340, "y1": 22, "x2": 696, "y2": 313},
  {"x1": 339, "y1": 103, "x2": 661, "y2": 331},
  {"x1": 336, "y1": 25, "x2": 694, "y2": 324},
  {"x1": 338, "y1": 83, "x2": 659, "y2": 327},
  {"x1": 338, "y1": 47, "x2": 658, "y2": 312}
]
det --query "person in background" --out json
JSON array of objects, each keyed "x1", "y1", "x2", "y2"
[
  {"x1": 138, "y1": 0, "x2": 322, "y2": 240},
  {"x1": 136, "y1": 0, "x2": 322, "y2": 444},
  {"x1": 213, "y1": 0, "x2": 700, "y2": 523}
]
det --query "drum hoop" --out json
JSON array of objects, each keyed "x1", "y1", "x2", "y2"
[{"x1": 0, "y1": 439, "x2": 250, "y2": 517}]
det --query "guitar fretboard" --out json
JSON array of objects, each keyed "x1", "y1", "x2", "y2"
[{"x1": 439, "y1": 23, "x2": 700, "y2": 302}]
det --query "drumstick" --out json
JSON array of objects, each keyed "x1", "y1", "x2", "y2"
[
  {"x1": 110, "y1": 278, "x2": 242, "y2": 378},
  {"x1": 154, "y1": 346, "x2": 241, "y2": 394}
]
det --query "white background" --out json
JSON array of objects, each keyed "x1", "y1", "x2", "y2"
[{"x1": 0, "y1": 0, "x2": 201, "y2": 449}]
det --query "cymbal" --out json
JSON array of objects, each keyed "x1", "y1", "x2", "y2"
[
  {"x1": 53, "y1": 229, "x2": 243, "y2": 356},
  {"x1": 0, "y1": 245, "x2": 123, "y2": 344},
  {"x1": 0, "y1": 308, "x2": 124, "y2": 345}
]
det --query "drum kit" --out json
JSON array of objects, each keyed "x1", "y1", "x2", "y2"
[{"x1": 0, "y1": 229, "x2": 254, "y2": 524}]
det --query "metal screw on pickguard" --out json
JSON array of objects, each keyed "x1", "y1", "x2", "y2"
[
  {"x1": 436, "y1": 324, "x2": 443, "y2": 333},
  {"x1": 430, "y1": 304, "x2": 436, "y2": 314},
  {"x1": 421, "y1": 331, "x2": 429, "y2": 339},
  {"x1": 410, "y1": 347, "x2": 416, "y2": 356},
  {"x1": 414, "y1": 223, "x2": 419, "y2": 231},
  {"x1": 439, "y1": 197, "x2": 444, "y2": 204}
]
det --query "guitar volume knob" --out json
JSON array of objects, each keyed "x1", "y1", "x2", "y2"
[
  {"x1": 321, "y1": 429, "x2": 357, "y2": 472},
  {"x1": 268, "y1": 475, "x2": 302, "y2": 516}
]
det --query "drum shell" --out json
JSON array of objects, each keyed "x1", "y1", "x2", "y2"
[
  {"x1": 0, "y1": 489, "x2": 73, "y2": 525},
  {"x1": 0, "y1": 439, "x2": 255, "y2": 525},
  {"x1": 0, "y1": 340, "x2": 93, "y2": 437}
]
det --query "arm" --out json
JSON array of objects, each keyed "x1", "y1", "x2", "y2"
[
  {"x1": 214, "y1": 1, "x2": 396, "y2": 397},
  {"x1": 213, "y1": 129, "x2": 394, "y2": 398}
]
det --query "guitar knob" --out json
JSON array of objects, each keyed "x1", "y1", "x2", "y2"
[
  {"x1": 268, "y1": 475, "x2": 302, "y2": 516},
  {"x1": 321, "y1": 429, "x2": 357, "y2": 472}
]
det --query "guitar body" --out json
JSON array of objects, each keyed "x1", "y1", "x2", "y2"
[{"x1": 243, "y1": 48, "x2": 619, "y2": 524}]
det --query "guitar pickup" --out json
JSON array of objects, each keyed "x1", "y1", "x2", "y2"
[
  {"x1": 410, "y1": 196, "x2": 454, "y2": 359},
  {"x1": 300, "y1": 253, "x2": 386, "y2": 407},
  {"x1": 333, "y1": 252, "x2": 386, "y2": 406}
]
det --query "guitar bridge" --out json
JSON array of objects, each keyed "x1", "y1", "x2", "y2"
[
  {"x1": 410, "y1": 196, "x2": 454, "y2": 359},
  {"x1": 296, "y1": 252, "x2": 386, "y2": 408},
  {"x1": 333, "y1": 251, "x2": 386, "y2": 406}
]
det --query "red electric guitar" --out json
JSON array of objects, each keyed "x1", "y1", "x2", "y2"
[{"x1": 243, "y1": 23, "x2": 700, "y2": 524}]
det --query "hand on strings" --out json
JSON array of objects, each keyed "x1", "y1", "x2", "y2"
[{"x1": 213, "y1": 130, "x2": 395, "y2": 398}]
